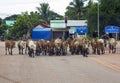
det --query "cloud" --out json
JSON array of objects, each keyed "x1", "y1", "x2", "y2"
[{"x1": 0, "y1": 0, "x2": 73, "y2": 18}]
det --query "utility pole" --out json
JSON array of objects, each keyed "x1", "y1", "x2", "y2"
[{"x1": 97, "y1": 3, "x2": 100, "y2": 38}]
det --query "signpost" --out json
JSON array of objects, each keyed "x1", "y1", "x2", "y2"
[
  {"x1": 105, "y1": 26, "x2": 120, "y2": 40},
  {"x1": 76, "y1": 26, "x2": 88, "y2": 35},
  {"x1": 105, "y1": 26, "x2": 119, "y2": 33}
]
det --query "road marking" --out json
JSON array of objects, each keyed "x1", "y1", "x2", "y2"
[
  {"x1": 0, "y1": 74, "x2": 20, "y2": 83},
  {"x1": 90, "y1": 57, "x2": 120, "y2": 72}
]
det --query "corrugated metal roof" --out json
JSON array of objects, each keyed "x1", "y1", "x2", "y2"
[
  {"x1": 67, "y1": 20, "x2": 87, "y2": 26},
  {"x1": 50, "y1": 20, "x2": 87, "y2": 27}
]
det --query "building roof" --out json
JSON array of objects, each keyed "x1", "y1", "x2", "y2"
[
  {"x1": 50, "y1": 20, "x2": 87, "y2": 27},
  {"x1": 34, "y1": 23, "x2": 50, "y2": 28},
  {"x1": 67, "y1": 20, "x2": 87, "y2": 26}
]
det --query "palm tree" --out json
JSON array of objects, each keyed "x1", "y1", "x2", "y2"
[
  {"x1": 66, "y1": 0, "x2": 84, "y2": 20},
  {"x1": 36, "y1": 3, "x2": 64, "y2": 23},
  {"x1": 36, "y1": 3, "x2": 50, "y2": 23}
]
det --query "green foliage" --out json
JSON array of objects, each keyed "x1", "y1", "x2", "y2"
[
  {"x1": 65, "y1": 0, "x2": 85, "y2": 20},
  {"x1": 87, "y1": 3, "x2": 98, "y2": 36},
  {"x1": 0, "y1": 18, "x2": 2, "y2": 25},
  {"x1": 4, "y1": 14, "x2": 19, "y2": 20},
  {"x1": 10, "y1": 12, "x2": 40, "y2": 39},
  {"x1": 86, "y1": 0, "x2": 120, "y2": 37},
  {"x1": 36, "y1": 3, "x2": 50, "y2": 23},
  {"x1": 36, "y1": 3, "x2": 63, "y2": 23},
  {"x1": 61, "y1": 0, "x2": 119, "y2": 37},
  {"x1": 0, "y1": 24, "x2": 9, "y2": 36}
]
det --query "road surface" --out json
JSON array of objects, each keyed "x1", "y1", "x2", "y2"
[{"x1": 0, "y1": 41, "x2": 120, "y2": 83}]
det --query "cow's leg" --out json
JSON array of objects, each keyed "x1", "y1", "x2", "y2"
[
  {"x1": 33, "y1": 50, "x2": 35, "y2": 58},
  {"x1": 102, "y1": 48, "x2": 105, "y2": 54},
  {"x1": 93, "y1": 47, "x2": 96, "y2": 54},
  {"x1": 85, "y1": 48, "x2": 88, "y2": 57},
  {"x1": 111, "y1": 46, "x2": 113, "y2": 53},
  {"x1": 21, "y1": 48, "x2": 23, "y2": 55},
  {"x1": 97, "y1": 48, "x2": 100, "y2": 55},
  {"x1": 82, "y1": 48, "x2": 88, "y2": 57},
  {"x1": 109, "y1": 45, "x2": 111, "y2": 53},
  {"x1": 25, "y1": 47, "x2": 28, "y2": 54},
  {"x1": 5, "y1": 47, "x2": 7, "y2": 55},
  {"x1": 18, "y1": 47, "x2": 21, "y2": 54},
  {"x1": 31, "y1": 50, "x2": 35, "y2": 58},
  {"x1": 8, "y1": 48, "x2": 11, "y2": 55},
  {"x1": 114, "y1": 48, "x2": 116, "y2": 53},
  {"x1": 11, "y1": 48, "x2": 13, "y2": 55},
  {"x1": 112, "y1": 46, "x2": 116, "y2": 53}
]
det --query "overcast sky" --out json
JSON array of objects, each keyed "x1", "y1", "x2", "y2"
[
  {"x1": 0, "y1": 0, "x2": 96, "y2": 19},
  {"x1": 0, "y1": 0, "x2": 74, "y2": 19}
]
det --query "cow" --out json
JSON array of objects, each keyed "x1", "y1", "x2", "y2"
[
  {"x1": 5, "y1": 40, "x2": 15, "y2": 55},
  {"x1": 81, "y1": 38, "x2": 90, "y2": 57},
  {"x1": 96, "y1": 39, "x2": 105, "y2": 55},
  {"x1": 62, "y1": 41, "x2": 69, "y2": 55},
  {"x1": 18, "y1": 40, "x2": 26, "y2": 55},
  {"x1": 47, "y1": 40, "x2": 55, "y2": 56},
  {"x1": 28, "y1": 40, "x2": 36, "y2": 58},
  {"x1": 35, "y1": 40, "x2": 43, "y2": 56},
  {"x1": 91, "y1": 38, "x2": 97, "y2": 54},
  {"x1": 108, "y1": 38, "x2": 117, "y2": 53},
  {"x1": 54, "y1": 37, "x2": 63, "y2": 56},
  {"x1": 91, "y1": 38, "x2": 105, "y2": 55}
]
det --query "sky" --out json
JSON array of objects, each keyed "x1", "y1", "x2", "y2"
[
  {"x1": 0, "y1": 0, "x2": 74, "y2": 19},
  {"x1": 0, "y1": 0, "x2": 96, "y2": 19}
]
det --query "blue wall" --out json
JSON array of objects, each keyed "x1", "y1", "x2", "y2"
[{"x1": 32, "y1": 28, "x2": 51, "y2": 40}]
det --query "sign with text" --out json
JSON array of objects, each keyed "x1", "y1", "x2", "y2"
[
  {"x1": 105, "y1": 26, "x2": 119, "y2": 33},
  {"x1": 76, "y1": 26, "x2": 88, "y2": 34}
]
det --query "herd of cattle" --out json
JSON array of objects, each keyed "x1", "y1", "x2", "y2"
[{"x1": 4, "y1": 37, "x2": 117, "y2": 58}]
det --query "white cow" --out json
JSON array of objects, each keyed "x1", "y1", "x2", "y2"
[
  {"x1": 28, "y1": 40, "x2": 36, "y2": 57},
  {"x1": 108, "y1": 38, "x2": 117, "y2": 53}
]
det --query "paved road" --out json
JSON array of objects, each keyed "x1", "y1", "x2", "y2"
[{"x1": 0, "y1": 41, "x2": 120, "y2": 83}]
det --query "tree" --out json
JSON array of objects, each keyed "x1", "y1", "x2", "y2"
[
  {"x1": 86, "y1": 0, "x2": 120, "y2": 37},
  {"x1": 65, "y1": 0, "x2": 85, "y2": 20},
  {"x1": 49, "y1": 10, "x2": 63, "y2": 20},
  {"x1": 86, "y1": 1, "x2": 97, "y2": 37},
  {"x1": 0, "y1": 18, "x2": 2, "y2": 25},
  {"x1": 0, "y1": 24, "x2": 9, "y2": 36},
  {"x1": 100, "y1": 0, "x2": 120, "y2": 25},
  {"x1": 36, "y1": 3, "x2": 50, "y2": 23},
  {"x1": 10, "y1": 12, "x2": 40, "y2": 39},
  {"x1": 4, "y1": 14, "x2": 19, "y2": 21},
  {"x1": 36, "y1": 3, "x2": 63, "y2": 23}
]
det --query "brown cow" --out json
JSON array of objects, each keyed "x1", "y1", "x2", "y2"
[
  {"x1": 96, "y1": 39, "x2": 105, "y2": 55},
  {"x1": 91, "y1": 38, "x2": 97, "y2": 54},
  {"x1": 47, "y1": 40, "x2": 55, "y2": 56},
  {"x1": 62, "y1": 41, "x2": 69, "y2": 55},
  {"x1": 91, "y1": 38, "x2": 105, "y2": 55},
  {"x1": 81, "y1": 38, "x2": 90, "y2": 57},
  {"x1": 5, "y1": 40, "x2": 15, "y2": 55},
  {"x1": 54, "y1": 37, "x2": 63, "y2": 56},
  {"x1": 35, "y1": 40, "x2": 43, "y2": 56}
]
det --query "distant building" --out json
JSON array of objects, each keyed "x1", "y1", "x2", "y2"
[
  {"x1": 50, "y1": 20, "x2": 87, "y2": 39},
  {"x1": 5, "y1": 20, "x2": 15, "y2": 26},
  {"x1": 32, "y1": 24, "x2": 51, "y2": 40}
]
